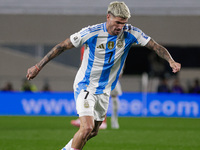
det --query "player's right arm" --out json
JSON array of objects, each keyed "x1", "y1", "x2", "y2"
[
  {"x1": 145, "y1": 38, "x2": 181, "y2": 73},
  {"x1": 26, "y1": 38, "x2": 74, "y2": 80}
]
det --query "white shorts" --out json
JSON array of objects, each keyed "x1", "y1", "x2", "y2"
[
  {"x1": 111, "y1": 81, "x2": 122, "y2": 97},
  {"x1": 75, "y1": 90, "x2": 110, "y2": 121}
]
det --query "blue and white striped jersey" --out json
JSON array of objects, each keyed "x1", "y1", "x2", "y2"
[{"x1": 70, "y1": 22, "x2": 150, "y2": 97}]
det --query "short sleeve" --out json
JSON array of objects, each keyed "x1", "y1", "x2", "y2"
[
  {"x1": 137, "y1": 31, "x2": 151, "y2": 46},
  {"x1": 130, "y1": 26, "x2": 151, "y2": 46},
  {"x1": 70, "y1": 32, "x2": 82, "y2": 48}
]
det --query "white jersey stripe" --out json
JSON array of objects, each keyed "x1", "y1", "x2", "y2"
[{"x1": 74, "y1": 35, "x2": 98, "y2": 98}]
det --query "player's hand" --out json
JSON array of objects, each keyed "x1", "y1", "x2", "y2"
[
  {"x1": 26, "y1": 65, "x2": 40, "y2": 80},
  {"x1": 169, "y1": 61, "x2": 181, "y2": 73}
]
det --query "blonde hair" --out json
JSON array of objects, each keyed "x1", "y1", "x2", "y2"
[{"x1": 107, "y1": 1, "x2": 131, "y2": 19}]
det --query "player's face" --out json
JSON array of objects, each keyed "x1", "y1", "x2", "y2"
[{"x1": 106, "y1": 13, "x2": 128, "y2": 35}]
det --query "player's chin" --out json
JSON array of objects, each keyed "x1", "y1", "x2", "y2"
[
  {"x1": 112, "y1": 29, "x2": 121, "y2": 35},
  {"x1": 115, "y1": 31, "x2": 121, "y2": 35}
]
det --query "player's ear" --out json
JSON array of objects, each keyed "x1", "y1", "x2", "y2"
[{"x1": 107, "y1": 13, "x2": 112, "y2": 20}]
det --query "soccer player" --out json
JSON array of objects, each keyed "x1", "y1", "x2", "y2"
[
  {"x1": 71, "y1": 46, "x2": 108, "y2": 129},
  {"x1": 71, "y1": 46, "x2": 123, "y2": 129},
  {"x1": 26, "y1": 1, "x2": 181, "y2": 150}
]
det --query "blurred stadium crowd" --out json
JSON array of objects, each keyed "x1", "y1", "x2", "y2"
[
  {"x1": 0, "y1": 0, "x2": 200, "y2": 93},
  {"x1": 1, "y1": 77, "x2": 200, "y2": 94}
]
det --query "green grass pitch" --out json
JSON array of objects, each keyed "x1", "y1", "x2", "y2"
[{"x1": 0, "y1": 116, "x2": 200, "y2": 150}]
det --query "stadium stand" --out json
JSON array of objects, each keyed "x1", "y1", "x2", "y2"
[
  {"x1": 0, "y1": 47, "x2": 77, "y2": 91},
  {"x1": 0, "y1": 0, "x2": 200, "y2": 92}
]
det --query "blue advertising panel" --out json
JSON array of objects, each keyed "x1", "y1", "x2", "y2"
[
  {"x1": 0, "y1": 92, "x2": 76, "y2": 116},
  {"x1": 115, "y1": 93, "x2": 200, "y2": 118},
  {"x1": 0, "y1": 92, "x2": 200, "y2": 118}
]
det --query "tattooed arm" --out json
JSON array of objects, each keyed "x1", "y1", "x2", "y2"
[
  {"x1": 26, "y1": 38, "x2": 74, "y2": 80},
  {"x1": 145, "y1": 38, "x2": 181, "y2": 73}
]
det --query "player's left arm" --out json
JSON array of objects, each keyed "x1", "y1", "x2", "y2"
[{"x1": 145, "y1": 38, "x2": 181, "y2": 73}]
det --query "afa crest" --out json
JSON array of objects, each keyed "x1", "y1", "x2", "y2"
[
  {"x1": 107, "y1": 41, "x2": 114, "y2": 50},
  {"x1": 84, "y1": 100, "x2": 89, "y2": 108},
  {"x1": 117, "y1": 40, "x2": 124, "y2": 48}
]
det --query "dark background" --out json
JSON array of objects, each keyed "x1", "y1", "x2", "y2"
[{"x1": 124, "y1": 46, "x2": 200, "y2": 75}]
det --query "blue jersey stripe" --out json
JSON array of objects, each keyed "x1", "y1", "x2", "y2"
[
  {"x1": 111, "y1": 32, "x2": 136, "y2": 90},
  {"x1": 103, "y1": 22, "x2": 107, "y2": 32},
  {"x1": 80, "y1": 24, "x2": 102, "y2": 37},
  {"x1": 81, "y1": 28, "x2": 101, "y2": 37},
  {"x1": 95, "y1": 35, "x2": 117, "y2": 94},
  {"x1": 75, "y1": 35, "x2": 98, "y2": 99},
  {"x1": 80, "y1": 24, "x2": 102, "y2": 35}
]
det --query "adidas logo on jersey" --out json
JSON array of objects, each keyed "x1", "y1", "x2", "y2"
[{"x1": 97, "y1": 44, "x2": 105, "y2": 49}]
